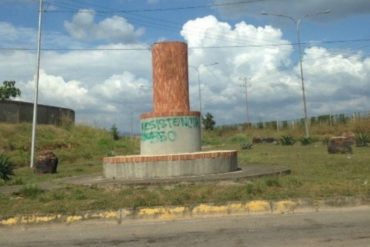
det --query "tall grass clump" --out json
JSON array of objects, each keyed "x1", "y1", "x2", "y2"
[
  {"x1": 0, "y1": 154, "x2": 15, "y2": 181},
  {"x1": 355, "y1": 132, "x2": 369, "y2": 147},
  {"x1": 280, "y1": 136, "x2": 295, "y2": 146}
]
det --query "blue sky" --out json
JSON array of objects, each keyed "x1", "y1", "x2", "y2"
[{"x1": 1, "y1": 0, "x2": 370, "y2": 132}]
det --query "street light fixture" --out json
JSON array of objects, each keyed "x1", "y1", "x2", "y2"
[
  {"x1": 189, "y1": 62, "x2": 219, "y2": 117},
  {"x1": 261, "y1": 9, "x2": 330, "y2": 138}
]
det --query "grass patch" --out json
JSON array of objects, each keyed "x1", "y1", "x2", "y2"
[
  {"x1": 15, "y1": 184, "x2": 44, "y2": 199},
  {"x1": 0, "y1": 122, "x2": 369, "y2": 217}
]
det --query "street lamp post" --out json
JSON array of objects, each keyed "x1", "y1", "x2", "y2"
[
  {"x1": 239, "y1": 77, "x2": 250, "y2": 125},
  {"x1": 30, "y1": 0, "x2": 44, "y2": 168},
  {"x1": 189, "y1": 62, "x2": 218, "y2": 117},
  {"x1": 261, "y1": 10, "x2": 330, "y2": 138}
]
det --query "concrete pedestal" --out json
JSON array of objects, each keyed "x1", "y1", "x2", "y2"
[{"x1": 104, "y1": 151, "x2": 237, "y2": 179}]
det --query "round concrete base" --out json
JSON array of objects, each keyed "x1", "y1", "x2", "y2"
[{"x1": 103, "y1": 150, "x2": 238, "y2": 179}]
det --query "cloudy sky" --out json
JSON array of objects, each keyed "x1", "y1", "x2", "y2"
[{"x1": 0, "y1": 0, "x2": 369, "y2": 132}]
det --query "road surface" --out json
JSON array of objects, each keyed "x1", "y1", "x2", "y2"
[{"x1": 1, "y1": 206, "x2": 370, "y2": 247}]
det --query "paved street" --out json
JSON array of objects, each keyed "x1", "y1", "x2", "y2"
[{"x1": 1, "y1": 206, "x2": 370, "y2": 247}]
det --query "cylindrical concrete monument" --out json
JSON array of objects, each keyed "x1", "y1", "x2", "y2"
[
  {"x1": 140, "y1": 42, "x2": 201, "y2": 155},
  {"x1": 103, "y1": 41, "x2": 238, "y2": 180}
]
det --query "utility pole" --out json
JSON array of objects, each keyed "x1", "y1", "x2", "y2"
[
  {"x1": 239, "y1": 77, "x2": 250, "y2": 125},
  {"x1": 189, "y1": 62, "x2": 218, "y2": 118},
  {"x1": 261, "y1": 10, "x2": 330, "y2": 138},
  {"x1": 30, "y1": 0, "x2": 44, "y2": 168}
]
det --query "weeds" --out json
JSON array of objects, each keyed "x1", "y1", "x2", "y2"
[
  {"x1": 280, "y1": 136, "x2": 295, "y2": 145},
  {"x1": 16, "y1": 184, "x2": 44, "y2": 199},
  {"x1": 355, "y1": 132, "x2": 369, "y2": 147},
  {"x1": 0, "y1": 154, "x2": 15, "y2": 181}
]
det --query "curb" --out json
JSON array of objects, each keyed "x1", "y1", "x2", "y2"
[{"x1": 1, "y1": 198, "x2": 368, "y2": 226}]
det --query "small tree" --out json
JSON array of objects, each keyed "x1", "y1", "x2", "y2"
[
  {"x1": 0, "y1": 81, "x2": 21, "y2": 100},
  {"x1": 110, "y1": 124, "x2": 120, "y2": 140},
  {"x1": 203, "y1": 112, "x2": 216, "y2": 130}
]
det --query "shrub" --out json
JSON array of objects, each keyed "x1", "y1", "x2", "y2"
[
  {"x1": 280, "y1": 136, "x2": 295, "y2": 145},
  {"x1": 300, "y1": 137, "x2": 313, "y2": 146},
  {"x1": 203, "y1": 113, "x2": 216, "y2": 130},
  {"x1": 241, "y1": 143, "x2": 253, "y2": 150},
  {"x1": 0, "y1": 154, "x2": 15, "y2": 181},
  {"x1": 355, "y1": 132, "x2": 370, "y2": 147},
  {"x1": 110, "y1": 124, "x2": 120, "y2": 141}
]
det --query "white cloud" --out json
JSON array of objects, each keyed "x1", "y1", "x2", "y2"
[
  {"x1": 181, "y1": 15, "x2": 370, "y2": 124},
  {"x1": 1, "y1": 16, "x2": 369, "y2": 131},
  {"x1": 0, "y1": 22, "x2": 35, "y2": 47},
  {"x1": 93, "y1": 71, "x2": 151, "y2": 105},
  {"x1": 64, "y1": 9, "x2": 144, "y2": 43},
  {"x1": 20, "y1": 70, "x2": 94, "y2": 111}
]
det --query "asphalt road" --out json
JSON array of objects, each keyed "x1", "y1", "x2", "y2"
[{"x1": 1, "y1": 206, "x2": 370, "y2": 247}]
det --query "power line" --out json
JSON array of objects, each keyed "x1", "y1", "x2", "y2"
[
  {"x1": 1, "y1": 38, "x2": 370, "y2": 51},
  {"x1": 45, "y1": 0, "x2": 273, "y2": 47},
  {"x1": 45, "y1": 0, "x2": 264, "y2": 14}
]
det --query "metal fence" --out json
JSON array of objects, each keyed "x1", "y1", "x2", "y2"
[
  {"x1": 220, "y1": 111, "x2": 370, "y2": 131},
  {"x1": 250, "y1": 111, "x2": 370, "y2": 130}
]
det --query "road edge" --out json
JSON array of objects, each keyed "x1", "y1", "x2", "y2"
[{"x1": 1, "y1": 197, "x2": 368, "y2": 226}]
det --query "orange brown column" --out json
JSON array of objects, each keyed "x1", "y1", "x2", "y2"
[
  {"x1": 152, "y1": 41, "x2": 190, "y2": 114},
  {"x1": 140, "y1": 41, "x2": 201, "y2": 155}
]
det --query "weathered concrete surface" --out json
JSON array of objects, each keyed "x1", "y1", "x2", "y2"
[
  {"x1": 103, "y1": 151, "x2": 237, "y2": 179},
  {"x1": 140, "y1": 115, "x2": 201, "y2": 155},
  {"x1": 0, "y1": 100, "x2": 74, "y2": 125},
  {"x1": 0, "y1": 166, "x2": 291, "y2": 195}
]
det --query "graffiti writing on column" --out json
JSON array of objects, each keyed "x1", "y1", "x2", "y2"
[{"x1": 141, "y1": 116, "x2": 200, "y2": 143}]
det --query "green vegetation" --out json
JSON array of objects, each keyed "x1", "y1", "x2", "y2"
[
  {"x1": 0, "y1": 119, "x2": 369, "y2": 217},
  {"x1": 110, "y1": 124, "x2": 120, "y2": 141},
  {"x1": 355, "y1": 131, "x2": 369, "y2": 147},
  {"x1": 0, "y1": 80, "x2": 21, "y2": 100},
  {"x1": 280, "y1": 135, "x2": 296, "y2": 145},
  {"x1": 299, "y1": 137, "x2": 313, "y2": 146},
  {"x1": 0, "y1": 154, "x2": 15, "y2": 181},
  {"x1": 203, "y1": 112, "x2": 216, "y2": 130}
]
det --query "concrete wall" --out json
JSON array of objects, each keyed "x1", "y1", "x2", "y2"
[
  {"x1": 140, "y1": 114, "x2": 201, "y2": 155},
  {"x1": 0, "y1": 100, "x2": 75, "y2": 126}
]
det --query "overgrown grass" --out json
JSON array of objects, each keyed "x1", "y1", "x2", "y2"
[
  {"x1": 0, "y1": 121, "x2": 370, "y2": 217},
  {"x1": 0, "y1": 123, "x2": 140, "y2": 184}
]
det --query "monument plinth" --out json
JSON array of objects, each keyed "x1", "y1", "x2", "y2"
[{"x1": 103, "y1": 41, "x2": 238, "y2": 179}]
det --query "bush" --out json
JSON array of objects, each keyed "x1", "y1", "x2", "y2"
[
  {"x1": 110, "y1": 124, "x2": 120, "y2": 141},
  {"x1": 203, "y1": 113, "x2": 216, "y2": 131},
  {"x1": 300, "y1": 137, "x2": 313, "y2": 146},
  {"x1": 355, "y1": 132, "x2": 370, "y2": 147},
  {"x1": 280, "y1": 136, "x2": 295, "y2": 145},
  {"x1": 0, "y1": 154, "x2": 15, "y2": 181}
]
